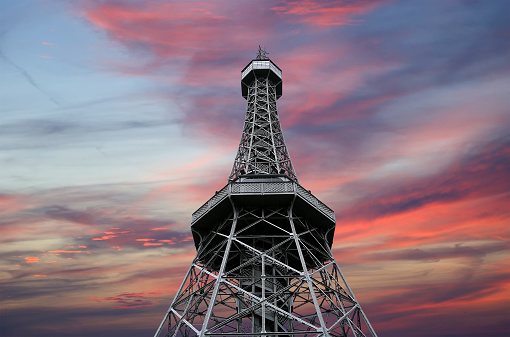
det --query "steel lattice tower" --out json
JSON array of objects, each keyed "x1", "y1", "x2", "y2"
[{"x1": 155, "y1": 48, "x2": 378, "y2": 337}]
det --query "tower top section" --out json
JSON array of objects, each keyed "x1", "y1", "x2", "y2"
[
  {"x1": 241, "y1": 49, "x2": 282, "y2": 99},
  {"x1": 230, "y1": 48, "x2": 296, "y2": 182}
]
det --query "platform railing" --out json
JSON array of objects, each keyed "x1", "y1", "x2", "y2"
[{"x1": 191, "y1": 181, "x2": 335, "y2": 224}]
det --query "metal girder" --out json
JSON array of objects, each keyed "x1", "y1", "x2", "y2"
[
  {"x1": 230, "y1": 77, "x2": 297, "y2": 182},
  {"x1": 155, "y1": 202, "x2": 377, "y2": 337},
  {"x1": 155, "y1": 56, "x2": 377, "y2": 337}
]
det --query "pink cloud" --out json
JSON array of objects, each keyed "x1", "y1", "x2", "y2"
[
  {"x1": 271, "y1": 0, "x2": 391, "y2": 26},
  {"x1": 82, "y1": 1, "x2": 264, "y2": 61},
  {"x1": 0, "y1": 194, "x2": 25, "y2": 213}
]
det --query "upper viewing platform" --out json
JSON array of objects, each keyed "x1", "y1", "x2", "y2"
[
  {"x1": 241, "y1": 47, "x2": 283, "y2": 99},
  {"x1": 241, "y1": 60, "x2": 282, "y2": 80}
]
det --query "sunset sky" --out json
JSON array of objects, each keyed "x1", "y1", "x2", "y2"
[{"x1": 1, "y1": 0, "x2": 509, "y2": 336}]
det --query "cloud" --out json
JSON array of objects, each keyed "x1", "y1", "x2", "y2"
[
  {"x1": 336, "y1": 135, "x2": 510, "y2": 222},
  {"x1": 45, "y1": 205, "x2": 97, "y2": 225},
  {"x1": 0, "y1": 49, "x2": 59, "y2": 105},
  {"x1": 271, "y1": 0, "x2": 389, "y2": 26},
  {"x1": 0, "y1": 194, "x2": 24, "y2": 213},
  {"x1": 89, "y1": 291, "x2": 164, "y2": 309},
  {"x1": 0, "y1": 304, "x2": 167, "y2": 336},
  {"x1": 81, "y1": 0, "x2": 272, "y2": 75},
  {"x1": 2, "y1": 1, "x2": 509, "y2": 336},
  {"x1": 364, "y1": 241, "x2": 509, "y2": 263}
]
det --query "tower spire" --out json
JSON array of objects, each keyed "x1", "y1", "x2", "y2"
[
  {"x1": 229, "y1": 53, "x2": 297, "y2": 182},
  {"x1": 155, "y1": 50, "x2": 378, "y2": 337},
  {"x1": 256, "y1": 45, "x2": 269, "y2": 60}
]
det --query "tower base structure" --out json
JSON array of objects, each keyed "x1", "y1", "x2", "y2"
[{"x1": 155, "y1": 177, "x2": 377, "y2": 337}]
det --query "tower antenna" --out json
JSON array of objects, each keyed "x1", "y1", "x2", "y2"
[{"x1": 256, "y1": 45, "x2": 269, "y2": 60}]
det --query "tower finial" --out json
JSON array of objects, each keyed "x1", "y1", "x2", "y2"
[{"x1": 256, "y1": 45, "x2": 269, "y2": 60}]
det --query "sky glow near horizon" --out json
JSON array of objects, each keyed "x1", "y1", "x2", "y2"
[{"x1": 0, "y1": 0, "x2": 509, "y2": 336}]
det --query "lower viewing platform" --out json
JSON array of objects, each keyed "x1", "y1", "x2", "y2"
[{"x1": 191, "y1": 175, "x2": 336, "y2": 226}]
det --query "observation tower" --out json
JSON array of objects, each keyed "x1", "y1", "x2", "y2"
[{"x1": 155, "y1": 47, "x2": 378, "y2": 337}]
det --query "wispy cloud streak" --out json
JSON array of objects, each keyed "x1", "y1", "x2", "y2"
[
  {"x1": 0, "y1": 50, "x2": 59, "y2": 105},
  {"x1": 0, "y1": 0, "x2": 509, "y2": 336}
]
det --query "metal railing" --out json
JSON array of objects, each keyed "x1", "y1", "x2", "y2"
[
  {"x1": 242, "y1": 60, "x2": 282, "y2": 79},
  {"x1": 191, "y1": 181, "x2": 335, "y2": 224}
]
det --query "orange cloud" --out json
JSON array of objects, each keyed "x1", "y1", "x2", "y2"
[
  {"x1": 25, "y1": 257, "x2": 39, "y2": 263},
  {"x1": 92, "y1": 235, "x2": 117, "y2": 241},
  {"x1": 48, "y1": 250, "x2": 89, "y2": 253},
  {"x1": 158, "y1": 239, "x2": 176, "y2": 244}
]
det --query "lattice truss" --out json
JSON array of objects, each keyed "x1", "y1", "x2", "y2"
[
  {"x1": 156, "y1": 204, "x2": 377, "y2": 337},
  {"x1": 229, "y1": 77, "x2": 297, "y2": 182}
]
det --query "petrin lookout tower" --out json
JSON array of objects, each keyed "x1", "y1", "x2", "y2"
[{"x1": 155, "y1": 47, "x2": 378, "y2": 337}]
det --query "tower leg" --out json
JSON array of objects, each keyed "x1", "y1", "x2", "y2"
[{"x1": 156, "y1": 203, "x2": 377, "y2": 337}]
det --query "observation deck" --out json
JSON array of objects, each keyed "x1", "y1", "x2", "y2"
[
  {"x1": 241, "y1": 59, "x2": 282, "y2": 99},
  {"x1": 191, "y1": 176, "x2": 335, "y2": 231}
]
